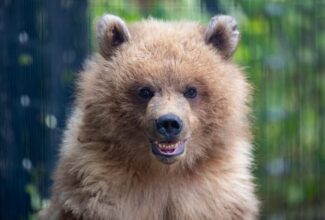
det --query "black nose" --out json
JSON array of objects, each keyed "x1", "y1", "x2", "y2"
[{"x1": 156, "y1": 114, "x2": 183, "y2": 138}]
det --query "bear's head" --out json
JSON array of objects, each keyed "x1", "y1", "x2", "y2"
[{"x1": 77, "y1": 14, "x2": 251, "y2": 171}]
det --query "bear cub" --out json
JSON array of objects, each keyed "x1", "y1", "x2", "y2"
[{"x1": 40, "y1": 14, "x2": 259, "y2": 220}]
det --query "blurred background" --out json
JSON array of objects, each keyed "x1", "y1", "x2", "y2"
[{"x1": 0, "y1": 0, "x2": 324, "y2": 219}]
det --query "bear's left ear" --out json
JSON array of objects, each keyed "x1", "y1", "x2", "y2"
[
  {"x1": 204, "y1": 15, "x2": 240, "y2": 59},
  {"x1": 96, "y1": 14, "x2": 131, "y2": 59}
]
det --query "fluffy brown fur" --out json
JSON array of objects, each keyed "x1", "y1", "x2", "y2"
[{"x1": 39, "y1": 14, "x2": 259, "y2": 220}]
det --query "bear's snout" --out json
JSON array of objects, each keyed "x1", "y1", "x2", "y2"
[{"x1": 155, "y1": 114, "x2": 183, "y2": 140}]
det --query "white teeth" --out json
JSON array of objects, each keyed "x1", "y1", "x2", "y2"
[{"x1": 157, "y1": 141, "x2": 180, "y2": 149}]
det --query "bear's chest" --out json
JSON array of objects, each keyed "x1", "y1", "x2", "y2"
[{"x1": 112, "y1": 178, "x2": 224, "y2": 220}]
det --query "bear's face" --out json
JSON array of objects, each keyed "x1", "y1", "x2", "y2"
[{"x1": 78, "y1": 15, "x2": 250, "y2": 168}]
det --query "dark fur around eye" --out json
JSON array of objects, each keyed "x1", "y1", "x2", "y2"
[
  {"x1": 184, "y1": 86, "x2": 197, "y2": 99},
  {"x1": 138, "y1": 87, "x2": 154, "y2": 100}
]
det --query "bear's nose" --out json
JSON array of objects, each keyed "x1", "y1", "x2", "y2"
[{"x1": 156, "y1": 114, "x2": 183, "y2": 139}]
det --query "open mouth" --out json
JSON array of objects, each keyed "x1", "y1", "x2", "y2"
[{"x1": 151, "y1": 140, "x2": 186, "y2": 158}]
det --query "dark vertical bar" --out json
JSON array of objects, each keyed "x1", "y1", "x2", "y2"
[
  {"x1": 0, "y1": 0, "x2": 48, "y2": 219},
  {"x1": 0, "y1": 0, "x2": 89, "y2": 219}
]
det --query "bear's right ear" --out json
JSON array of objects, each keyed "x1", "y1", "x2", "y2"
[{"x1": 96, "y1": 14, "x2": 131, "y2": 59}]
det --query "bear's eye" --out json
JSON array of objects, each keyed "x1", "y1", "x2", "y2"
[
  {"x1": 138, "y1": 87, "x2": 154, "y2": 100},
  {"x1": 184, "y1": 86, "x2": 197, "y2": 99}
]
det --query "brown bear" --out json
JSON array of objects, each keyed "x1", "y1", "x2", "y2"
[{"x1": 39, "y1": 14, "x2": 259, "y2": 220}]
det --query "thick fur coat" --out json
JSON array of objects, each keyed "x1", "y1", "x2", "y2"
[{"x1": 39, "y1": 14, "x2": 259, "y2": 220}]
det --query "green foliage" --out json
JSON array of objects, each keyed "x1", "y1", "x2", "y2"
[
  {"x1": 18, "y1": 53, "x2": 33, "y2": 66},
  {"x1": 26, "y1": 167, "x2": 46, "y2": 220},
  {"x1": 26, "y1": 183, "x2": 42, "y2": 220}
]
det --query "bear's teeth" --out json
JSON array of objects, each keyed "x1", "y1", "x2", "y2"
[{"x1": 157, "y1": 141, "x2": 179, "y2": 149}]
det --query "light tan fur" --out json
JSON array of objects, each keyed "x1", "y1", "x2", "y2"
[{"x1": 39, "y1": 14, "x2": 259, "y2": 220}]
